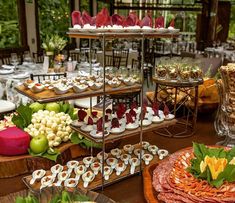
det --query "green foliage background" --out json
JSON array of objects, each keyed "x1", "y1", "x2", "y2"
[
  {"x1": 38, "y1": 0, "x2": 71, "y2": 44},
  {"x1": 0, "y1": 0, "x2": 20, "y2": 48}
]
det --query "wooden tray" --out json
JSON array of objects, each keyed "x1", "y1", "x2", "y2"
[
  {"x1": 15, "y1": 83, "x2": 141, "y2": 103},
  {"x1": 23, "y1": 143, "x2": 160, "y2": 193},
  {"x1": 71, "y1": 119, "x2": 177, "y2": 143},
  {"x1": 0, "y1": 142, "x2": 89, "y2": 178}
]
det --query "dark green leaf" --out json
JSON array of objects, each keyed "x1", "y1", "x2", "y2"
[
  {"x1": 211, "y1": 178, "x2": 224, "y2": 188},
  {"x1": 70, "y1": 132, "x2": 82, "y2": 144},
  {"x1": 12, "y1": 114, "x2": 24, "y2": 129},
  {"x1": 73, "y1": 194, "x2": 91, "y2": 201},
  {"x1": 227, "y1": 147, "x2": 235, "y2": 162}
]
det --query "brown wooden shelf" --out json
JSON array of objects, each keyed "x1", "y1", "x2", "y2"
[
  {"x1": 22, "y1": 143, "x2": 161, "y2": 193},
  {"x1": 70, "y1": 119, "x2": 177, "y2": 143},
  {"x1": 68, "y1": 31, "x2": 179, "y2": 39},
  {"x1": 15, "y1": 83, "x2": 141, "y2": 103}
]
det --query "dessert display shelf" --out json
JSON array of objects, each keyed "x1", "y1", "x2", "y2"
[
  {"x1": 67, "y1": 31, "x2": 179, "y2": 40},
  {"x1": 15, "y1": 83, "x2": 141, "y2": 103},
  {"x1": 70, "y1": 119, "x2": 177, "y2": 143},
  {"x1": 22, "y1": 143, "x2": 163, "y2": 193}
]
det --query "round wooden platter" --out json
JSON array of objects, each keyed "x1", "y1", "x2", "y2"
[
  {"x1": 143, "y1": 163, "x2": 160, "y2": 203},
  {"x1": 0, "y1": 187, "x2": 116, "y2": 203},
  {"x1": 0, "y1": 142, "x2": 90, "y2": 178}
]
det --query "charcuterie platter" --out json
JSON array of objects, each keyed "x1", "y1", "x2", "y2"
[{"x1": 143, "y1": 144, "x2": 235, "y2": 203}]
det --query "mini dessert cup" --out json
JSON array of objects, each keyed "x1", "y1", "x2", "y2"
[
  {"x1": 96, "y1": 151, "x2": 108, "y2": 163},
  {"x1": 142, "y1": 141, "x2": 150, "y2": 150},
  {"x1": 54, "y1": 171, "x2": 70, "y2": 187},
  {"x1": 123, "y1": 144, "x2": 134, "y2": 154},
  {"x1": 67, "y1": 160, "x2": 79, "y2": 174},
  {"x1": 156, "y1": 65, "x2": 167, "y2": 79},
  {"x1": 120, "y1": 154, "x2": 131, "y2": 165},
  {"x1": 129, "y1": 158, "x2": 140, "y2": 175},
  {"x1": 40, "y1": 175, "x2": 55, "y2": 190},
  {"x1": 102, "y1": 166, "x2": 113, "y2": 180},
  {"x1": 90, "y1": 162, "x2": 101, "y2": 175},
  {"x1": 83, "y1": 156, "x2": 94, "y2": 167},
  {"x1": 110, "y1": 148, "x2": 122, "y2": 158},
  {"x1": 30, "y1": 169, "x2": 46, "y2": 185},
  {"x1": 115, "y1": 162, "x2": 126, "y2": 176},
  {"x1": 134, "y1": 148, "x2": 145, "y2": 159},
  {"x1": 142, "y1": 154, "x2": 153, "y2": 165},
  {"x1": 148, "y1": 145, "x2": 158, "y2": 155},
  {"x1": 82, "y1": 171, "x2": 95, "y2": 188},
  {"x1": 158, "y1": 149, "x2": 169, "y2": 160},
  {"x1": 106, "y1": 157, "x2": 118, "y2": 169},
  {"x1": 74, "y1": 165, "x2": 86, "y2": 180},
  {"x1": 64, "y1": 178, "x2": 78, "y2": 188},
  {"x1": 51, "y1": 164, "x2": 63, "y2": 176}
]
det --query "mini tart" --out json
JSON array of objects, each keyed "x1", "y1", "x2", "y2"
[
  {"x1": 123, "y1": 144, "x2": 134, "y2": 154},
  {"x1": 64, "y1": 178, "x2": 78, "y2": 188},
  {"x1": 103, "y1": 166, "x2": 113, "y2": 180},
  {"x1": 83, "y1": 156, "x2": 94, "y2": 167},
  {"x1": 30, "y1": 169, "x2": 46, "y2": 185},
  {"x1": 57, "y1": 171, "x2": 70, "y2": 181},
  {"x1": 142, "y1": 153, "x2": 153, "y2": 165},
  {"x1": 158, "y1": 149, "x2": 169, "y2": 160},
  {"x1": 120, "y1": 153, "x2": 131, "y2": 165},
  {"x1": 142, "y1": 141, "x2": 150, "y2": 150},
  {"x1": 134, "y1": 148, "x2": 145, "y2": 158},
  {"x1": 106, "y1": 157, "x2": 118, "y2": 169},
  {"x1": 82, "y1": 171, "x2": 95, "y2": 188},
  {"x1": 67, "y1": 160, "x2": 79, "y2": 169},
  {"x1": 115, "y1": 162, "x2": 126, "y2": 176},
  {"x1": 90, "y1": 162, "x2": 101, "y2": 175},
  {"x1": 74, "y1": 165, "x2": 86, "y2": 180},
  {"x1": 148, "y1": 145, "x2": 158, "y2": 155},
  {"x1": 97, "y1": 151, "x2": 108, "y2": 163},
  {"x1": 51, "y1": 164, "x2": 63, "y2": 174},
  {"x1": 110, "y1": 148, "x2": 122, "y2": 158},
  {"x1": 40, "y1": 175, "x2": 55, "y2": 189}
]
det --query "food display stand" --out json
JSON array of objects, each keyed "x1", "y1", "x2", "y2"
[{"x1": 14, "y1": 31, "x2": 179, "y2": 193}]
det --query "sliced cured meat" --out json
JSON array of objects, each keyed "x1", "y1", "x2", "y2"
[
  {"x1": 140, "y1": 16, "x2": 152, "y2": 27},
  {"x1": 72, "y1": 11, "x2": 82, "y2": 26},
  {"x1": 82, "y1": 11, "x2": 92, "y2": 25},
  {"x1": 155, "y1": 16, "x2": 164, "y2": 28},
  {"x1": 153, "y1": 148, "x2": 235, "y2": 203},
  {"x1": 96, "y1": 8, "x2": 109, "y2": 27},
  {"x1": 169, "y1": 19, "x2": 175, "y2": 27},
  {"x1": 125, "y1": 15, "x2": 135, "y2": 26},
  {"x1": 112, "y1": 14, "x2": 123, "y2": 25},
  {"x1": 91, "y1": 16, "x2": 96, "y2": 26}
]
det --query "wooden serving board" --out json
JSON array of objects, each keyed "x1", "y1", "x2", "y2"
[
  {"x1": 15, "y1": 83, "x2": 141, "y2": 103},
  {"x1": 23, "y1": 143, "x2": 161, "y2": 193},
  {"x1": 0, "y1": 142, "x2": 90, "y2": 178},
  {"x1": 71, "y1": 119, "x2": 177, "y2": 143}
]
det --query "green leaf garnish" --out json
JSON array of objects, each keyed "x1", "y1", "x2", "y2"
[{"x1": 188, "y1": 143, "x2": 235, "y2": 188}]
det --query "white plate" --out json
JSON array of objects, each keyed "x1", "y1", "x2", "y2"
[
  {"x1": 164, "y1": 114, "x2": 175, "y2": 120},
  {"x1": 155, "y1": 28, "x2": 168, "y2": 33},
  {"x1": 152, "y1": 116, "x2": 164, "y2": 123},
  {"x1": 2, "y1": 65, "x2": 14, "y2": 70},
  {"x1": 71, "y1": 120, "x2": 84, "y2": 128},
  {"x1": 12, "y1": 72, "x2": 29, "y2": 79},
  {"x1": 142, "y1": 28, "x2": 155, "y2": 33},
  {"x1": 90, "y1": 130, "x2": 109, "y2": 138},
  {"x1": 0, "y1": 69, "x2": 14, "y2": 74},
  {"x1": 110, "y1": 127, "x2": 125, "y2": 134},
  {"x1": 168, "y1": 28, "x2": 180, "y2": 34},
  {"x1": 139, "y1": 119, "x2": 152, "y2": 126},
  {"x1": 125, "y1": 123, "x2": 139, "y2": 130},
  {"x1": 69, "y1": 27, "x2": 82, "y2": 32},
  {"x1": 81, "y1": 125, "x2": 95, "y2": 132}
]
